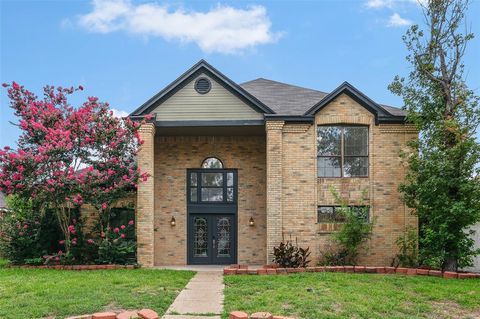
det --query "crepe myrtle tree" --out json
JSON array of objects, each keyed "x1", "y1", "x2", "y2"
[
  {"x1": 389, "y1": 0, "x2": 480, "y2": 271},
  {"x1": 0, "y1": 82, "x2": 150, "y2": 254}
]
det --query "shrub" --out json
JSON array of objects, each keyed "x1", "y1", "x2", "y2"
[
  {"x1": 320, "y1": 188, "x2": 374, "y2": 266},
  {"x1": 96, "y1": 220, "x2": 136, "y2": 264},
  {"x1": 273, "y1": 240, "x2": 311, "y2": 268},
  {"x1": 392, "y1": 226, "x2": 419, "y2": 268},
  {"x1": 0, "y1": 196, "x2": 42, "y2": 264}
]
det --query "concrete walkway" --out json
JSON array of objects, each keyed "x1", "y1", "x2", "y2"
[{"x1": 162, "y1": 270, "x2": 224, "y2": 319}]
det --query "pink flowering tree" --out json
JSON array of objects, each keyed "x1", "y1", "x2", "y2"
[{"x1": 0, "y1": 82, "x2": 147, "y2": 255}]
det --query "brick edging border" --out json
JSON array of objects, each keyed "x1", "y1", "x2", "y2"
[
  {"x1": 224, "y1": 265, "x2": 480, "y2": 280},
  {"x1": 13, "y1": 264, "x2": 138, "y2": 270},
  {"x1": 64, "y1": 308, "x2": 159, "y2": 319}
]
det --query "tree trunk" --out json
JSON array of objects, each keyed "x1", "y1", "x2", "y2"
[{"x1": 443, "y1": 256, "x2": 458, "y2": 272}]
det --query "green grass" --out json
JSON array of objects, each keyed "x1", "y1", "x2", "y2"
[
  {"x1": 0, "y1": 258, "x2": 8, "y2": 268},
  {"x1": 223, "y1": 273, "x2": 480, "y2": 319},
  {"x1": 0, "y1": 267, "x2": 195, "y2": 319}
]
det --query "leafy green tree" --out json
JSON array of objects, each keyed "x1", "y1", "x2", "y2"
[{"x1": 389, "y1": 0, "x2": 480, "y2": 271}]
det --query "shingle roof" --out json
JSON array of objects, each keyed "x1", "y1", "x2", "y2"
[{"x1": 240, "y1": 78, "x2": 405, "y2": 117}]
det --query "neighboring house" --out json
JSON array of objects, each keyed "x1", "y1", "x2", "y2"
[
  {"x1": 465, "y1": 223, "x2": 480, "y2": 272},
  {"x1": 129, "y1": 60, "x2": 418, "y2": 267}
]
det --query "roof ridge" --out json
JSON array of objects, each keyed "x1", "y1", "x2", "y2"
[{"x1": 241, "y1": 78, "x2": 329, "y2": 95}]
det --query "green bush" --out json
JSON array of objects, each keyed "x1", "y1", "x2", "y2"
[
  {"x1": 319, "y1": 188, "x2": 374, "y2": 266},
  {"x1": 96, "y1": 218, "x2": 136, "y2": 265},
  {"x1": 0, "y1": 196, "x2": 43, "y2": 264},
  {"x1": 392, "y1": 226, "x2": 419, "y2": 268}
]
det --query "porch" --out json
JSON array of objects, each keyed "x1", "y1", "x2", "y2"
[{"x1": 136, "y1": 122, "x2": 273, "y2": 266}]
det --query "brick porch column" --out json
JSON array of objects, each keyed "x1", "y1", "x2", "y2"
[
  {"x1": 265, "y1": 121, "x2": 284, "y2": 263},
  {"x1": 137, "y1": 123, "x2": 155, "y2": 267}
]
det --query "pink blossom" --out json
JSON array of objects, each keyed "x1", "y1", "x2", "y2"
[
  {"x1": 145, "y1": 113, "x2": 153, "y2": 120},
  {"x1": 59, "y1": 240, "x2": 65, "y2": 245},
  {"x1": 68, "y1": 225, "x2": 76, "y2": 234},
  {"x1": 101, "y1": 203, "x2": 107, "y2": 210},
  {"x1": 113, "y1": 227, "x2": 120, "y2": 233},
  {"x1": 87, "y1": 239, "x2": 94, "y2": 244},
  {"x1": 120, "y1": 234, "x2": 125, "y2": 239},
  {"x1": 120, "y1": 225, "x2": 126, "y2": 230},
  {"x1": 128, "y1": 220, "x2": 134, "y2": 225},
  {"x1": 23, "y1": 224, "x2": 28, "y2": 229}
]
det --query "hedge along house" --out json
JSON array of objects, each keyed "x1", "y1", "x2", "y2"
[{"x1": 129, "y1": 60, "x2": 418, "y2": 267}]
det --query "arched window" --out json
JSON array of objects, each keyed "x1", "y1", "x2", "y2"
[{"x1": 201, "y1": 157, "x2": 223, "y2": 169}]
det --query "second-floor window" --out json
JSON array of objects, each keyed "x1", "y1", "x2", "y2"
[{"x1": 317, "y1": 126, "x2": 368, "y2": 177}]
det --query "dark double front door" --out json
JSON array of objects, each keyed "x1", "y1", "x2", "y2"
[
  {"x1": 188, "y1": 214, "x2": 235, "y2": 264},
  {"x1": 187, "y1": 169, "x2": 237, "y2": 265}
]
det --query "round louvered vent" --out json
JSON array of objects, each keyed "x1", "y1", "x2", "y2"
[{"x1": 194, "y1": 77, "x2": 211, "y2": 94}]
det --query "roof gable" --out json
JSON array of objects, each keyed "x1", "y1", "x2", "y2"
[
  {"x1": 151, "y1": 73, "x2": 264, "y2": 121},
  {"x1": 304, "y1": 82, "x2": 399, "y2": 124},
  {"x1": 130, "y1": 60, "x2": 274, "y2": 117}
]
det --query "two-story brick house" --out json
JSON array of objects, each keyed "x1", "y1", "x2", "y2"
[{"x1": 129, "y1": 60, "x2": 417, "y2": 267}]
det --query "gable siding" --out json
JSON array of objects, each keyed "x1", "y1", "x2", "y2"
[{"x1": 152, "y1": 74, "x2": 263, "y2": 121}]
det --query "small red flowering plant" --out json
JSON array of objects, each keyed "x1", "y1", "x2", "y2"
[{"x1": 96, "y1": 219, "x2": 136, "y2": 264}]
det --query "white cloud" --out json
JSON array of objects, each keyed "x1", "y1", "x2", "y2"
[
  {"x1": 387, "y1": 13, "x2": 412, "y2": 27},
  {"x1": 365, "y1": 0, "x2": 394, "y2": 9},
  {"x1": 110, "y1": 108, "x2": 129, "y2": 118},
  {"x1": 365, "y1": 0, "x2": 426, "y2": 8},
  {"x1": 75, "y1": 0, "x2": 280, "y2": 54}
]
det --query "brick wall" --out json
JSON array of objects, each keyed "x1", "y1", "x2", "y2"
[
  {"x1": 280, "y1": 123, "x2": 318, "y2": 261},
  {"x1": 128, "y1": 93, "x2": 416, "y2": 267},
  {"x1": 153, "y1": 135, "x2": 266, "y2": 265},
  {"x1": 311, "y1": 93, "x2": 417, "y2": 265}
]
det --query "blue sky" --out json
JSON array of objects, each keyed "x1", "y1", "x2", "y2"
[{"x1": 1, "y1": 0, "x2": 479, "y2": 147}]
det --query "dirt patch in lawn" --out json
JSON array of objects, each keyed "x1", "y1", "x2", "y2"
[{"x1": 429, "y1": 300, "x2": 480, "y2": 319}]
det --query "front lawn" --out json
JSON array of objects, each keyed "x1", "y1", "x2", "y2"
[
  {"x1": 0, "y1": 267, "x2": 195, "y2": 319},
  {"x1": 223, "y1": 273, "x2": 480, "y2": 319}
]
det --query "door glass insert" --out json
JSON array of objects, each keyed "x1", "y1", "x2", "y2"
[
  {"x1": 216, "y1": 217, "x2": 231, "y2": 258},
  {"x1": 193, "y1": 217, "x2": 208, "y2": 257}
]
